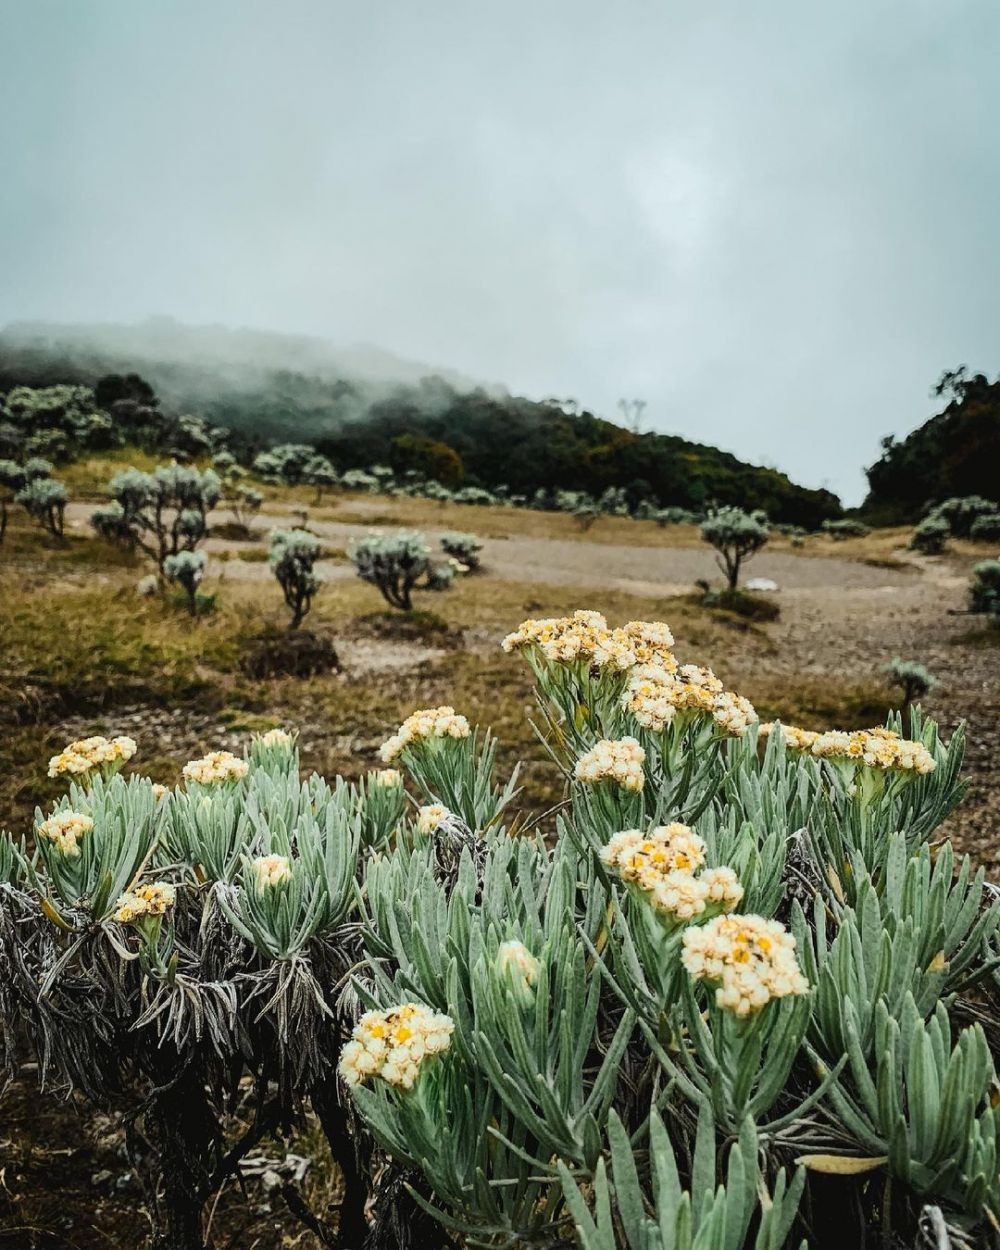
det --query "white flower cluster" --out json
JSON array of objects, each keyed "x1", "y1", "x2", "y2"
[
  {"x1": 600, "y1": 825, "x2": 743, "y2": 924},
  {"x1": 47, "y1": 735, "x2": 137, "y2": 780},
  {"x1": 252, "y1": 854, "x2": 292, "y2": 888},
  {"x1": 416, "y1": 803, "x2": 447, "y2": 834},
  {"x1": 379, "y1": 706, "x2": 471, "y2": 764},
  {"x1": 496, "y1": 939, "x2": 540, "y2": 995},
  {"x1": 681, "y1": 914, "x2": 809, "y2": 1017},
  {"x1": 181, "y1": 751, "x2": 249, "y2": 786},
  {"x1": 36, "y1": 810, "x2": 93, "y2": 857},
  {"x1": 502, "y1": 611, "x2": 676, "y2": 673},
  {"x1": 339, "y1": 1003, "x2": 454, "y2": 1089},
  {"x1": 371, "y1": 768, "x2": 403, "y2": 788},
  {"x1": 574, "y1": 738, "x2": 646, "y2": 791},
  {"x1": 760, "y1": 723, "x2": 936, "y2": 774},
  {"x1": 258, "y1": 728, "x2": 295, "y2": 748},
  {"x1": 624, "y1": 664, "x2": 757, "y2": 736},
  {"x1": 113, "y1": 881, "x2": 176, "y2": 925}
]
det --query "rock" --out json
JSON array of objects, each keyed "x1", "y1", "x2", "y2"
[{"x1": 746, "y1": 577, "x2": 779, "y2": 592}]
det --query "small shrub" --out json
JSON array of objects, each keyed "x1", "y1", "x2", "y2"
[
  {"x1": 227, "y1": 483, "x2": 263, "y2": 535},
  {"x1": 103, "y1": 463, "x2": 220, "y2": 577},
  {"x1": 16, "y1": 476, "x2": 68, "y2": 539},
  {"x1": 269, "y1": 528, "x2": 322, "y2": 629},
  {"x1": 701, "y1": 506, "x2": 769, "y2": 589},
  {"x1": 440, "y1": 531, "x2": 483, "y2": 570},
  {"x1": 886, "y1": 657, "x2": 937, "y2": 706},
  {"x1": 655, "y1": 506, "x2": 699, "y2": 526},
  {"x1": 304, "y1": 454, "x2": 338, "y2": 503},
  {"x1": 426, "y1": 561, "x2": 455, "y2": 591},
  {"x1": 969, "y1": 559, "x2": 1000, "y2": 621},
  {"x1": 969, "y1": 512, "x2": 1000, "y2": 543},
  {"x1": 928, "y1": 495, "x2": 997, "y2": 537},
  {"x1": 910, "y1": 514, "x2": 950, "y2": 555},
  {"x1": 163, "y1": 549, "x2": 207, "y2": 615},
  {"x1": 349, "y1": 530, "x2": 432, "y2": 611},
  {"x1": 821, "y1": 517, "x2": 871, "y2": 540},
  {"x1": 91, "y1": 501, "x2": 134, "y2": 546}
]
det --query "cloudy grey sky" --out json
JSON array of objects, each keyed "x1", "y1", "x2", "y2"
[{"x1": 1, "y1": 1, "x2": 998, "y2": 503}]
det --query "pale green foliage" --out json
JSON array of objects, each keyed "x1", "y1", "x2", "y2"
[
  {"x1": 252, "y1": 443, "x2": 314, "y2": 484},
  {"x1": 821, "y1": 517, "x2": 870, "y2": 539},
  {"x1": 969, "y1": 512, "x2": 1000, "y2": 542},
  {"x1": 102, "y1": 463, "x2": 220, "y2": 574},
  {"x1": 349, "y1": 529, "x2": 433, "y2": 610},
  {"x1": 2, "y1": 612, "x2": 998, "y2": 1247},
  {"x1": 269, "y1": 527, "x2": 322, "y2": 627},
  {"x1": 16, "y1": 475, "x2": 68, "y2": 537},
  {"x1": 910, "y1": 514, "x2": 950, "y2": 554},
  {"x1": 969, "y1": 559, "x2": 1000, "y2": 619},
  {"x1": 440, "y1": 530, "x2": 483, "y2": 569},
  {"x1": 163, "y1": 549, "x2": 207, "y2": 614},
  {"x1": 928, "y1": 495, "x2": 997, "y2": 538},
  {"x1": 701, "y1": 507, "x2": 769, "y2": 589},
  {"x1": 886, "y1": 656, "x2": 937, "y2": 703}
]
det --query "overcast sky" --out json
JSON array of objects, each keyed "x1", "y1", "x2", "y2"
[{"x1": 1, "y1": 2, "x2": 998, "y2": 503}]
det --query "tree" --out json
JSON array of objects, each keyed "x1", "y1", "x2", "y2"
[
  {"x1": 17, "y1": 477, "x2": 68, "y2": 539},
  {"x1": 270, "y1": 528, "x2": 322, "y2": 628},
  {"x1": 390, "y1": 433, "x2": 464, "y2": 489},
  {"x1": 701, "y1": 507, "x2": 769, "y2": 589},
  {"x1": 349, "y1": 531, "x2": 431, "y2": 610},
  {"x1": 100, "y1": 464, "x2": 220, "y2": 578}
]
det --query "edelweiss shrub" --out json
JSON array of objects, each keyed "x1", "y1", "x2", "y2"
[
  {"x1": 98, "y1": 463, "x2": 220, "y2": 577},
  {"x1": 910, "y1": 513, "x2": 950, "y2": 554},
  {"x1": 701, "y1": 506, "x2": 769, "y2": 589},
  {"x1": 163, "y1": 549, "x2": 207, "y2": 614},
  {"x1": 439, "y1": 530, "x2": 483, "y2": 570},
  {"x1": 970, "y1": 511, "x2": 1000, "y2": 542},
  {"x1": 929, "y1": 494, "x2": 997, "y2": 537},
  {"x1": 4, "y1": 609, "x2": 998, "y2": 1249},
  {"x1": 969, "y1": 559, "x2": 1000, "y2": 621},
  {"x1": 269, "y1": 527, "x2": 322, "y2": 628},
  {"x1": 16, "y1": 475, "x2": 68, "y2": 538},
  {"x1": 349, "y1": 530, "x2": 433, "y2": 610}
]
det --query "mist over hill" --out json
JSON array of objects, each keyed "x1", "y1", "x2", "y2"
[{"x1": 0, "y1": 317, "x2": 843, "y2": 525}]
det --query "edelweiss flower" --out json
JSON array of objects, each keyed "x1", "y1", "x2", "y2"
[
  {"x1": 501, "y1": 611, "x2": 676, "y2": 673},
  {"x1": 47, "y1": 735, "x2": 137, "y2": 780},
  {"x1": 416, "y1": 803, "x2": 447, "y2": 834},
  {"x1": 258, "y1": 728, "x2": 295, "y2": 748},
  {"x1": 758, "y1": 723, "x2": 821, "y2": 752},
  {"x1": 114, "y1": 881, "x2": 176, "y2": 924},
  {"x1": 600, "y1": 825, "x2": 743, "y2": 924},
  {"x1": 371, "y1": 768, "x2": 403, "y2": 787},
  {"x1": 496, "y1": 939, "x2": 540, "y2": 995},
  {"x1": 379, "y1": 706, "x2": 471, "y2": 764},
  {"x1": 681, "y1": 914, "x2": 809, "y2": 1017},
  {"x1": 339, "y1": 1003, "x2": 454, "y2": 1090},
  {"x1": 624, "y1": 664, "x2": 757, "y2": 737},
  {"x1": 574, "y1": 738, "x2": 646, "y2": 791},
  {"x1": 252, "y1": 854, "x2": 292, "y2": 888},
  {"x1": 36, "y1": 810, "x2": 93, "y2": 858},
  {"x1": 182, "y1": 751, "x2": 249, "y2": 786}
]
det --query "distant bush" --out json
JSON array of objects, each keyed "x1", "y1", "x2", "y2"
[
  {"x1": 451, "y1": 486, "x2": 496, "y2": 506},
  {"x1": 349, "y1": 530, "x2": 432, "y2": 610},
  {"x1": 969, "y1": 513, "x2": 1000, "y2": 543},
  {"x1": 252, "y1": 443, "x2": 315, "y2": 485},
  {"x1": 269, "y1": 528, "x2": 322, "y2": 629},
  {"x1": 440, "y1": 531, "x2": 483, "y2": 570},
  {"x1": 227, "y1": 483, "x2": 263, "y2": 535},
  {"x1": 655, "y1": 506, "x2": 699, "y2": 526},
  {"x1": 164, "y1": 549, "x2": 207, "y2": 615},
  {"x1": 822, "y1": 518, "x2": 870, "y2": 540},
  {"x1": 928, "y1": 495, "x2": 997, "y2": 538},
  {"x1": 340, "y1": 468, "x2": 379, "y2": 492},
  {"x1": 701, "y1": 507, "x2": 769, "y2": 589},
  {"x1": 16, "y1": 476, "x2": 68, "y2": 539},
  {"x1": 887, "y1": 657, "x2": 937, "y2": 706},
  {"x1": 90, "y1": 501, "x2": 134, "y2": 546},
  {"x1": 304, "y1": 454, "x2": 338, "y2": 503},
  {"x1": 99, "y1": 463, "x2": 220, "y2": 576},
  {"x1": 969, "y1": 559, "x2": 1000, "y2": 621},
  {"x1": 909, "y1": 515, "x2": 950, "y2": 555}
]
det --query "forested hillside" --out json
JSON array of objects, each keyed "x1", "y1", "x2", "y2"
[
  {"x1": 864, "y1": 366, "x2": 1000, "y2": 522},
  {"x1": 0, "y1": 318, "x2": 841, "y2": 525}
]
